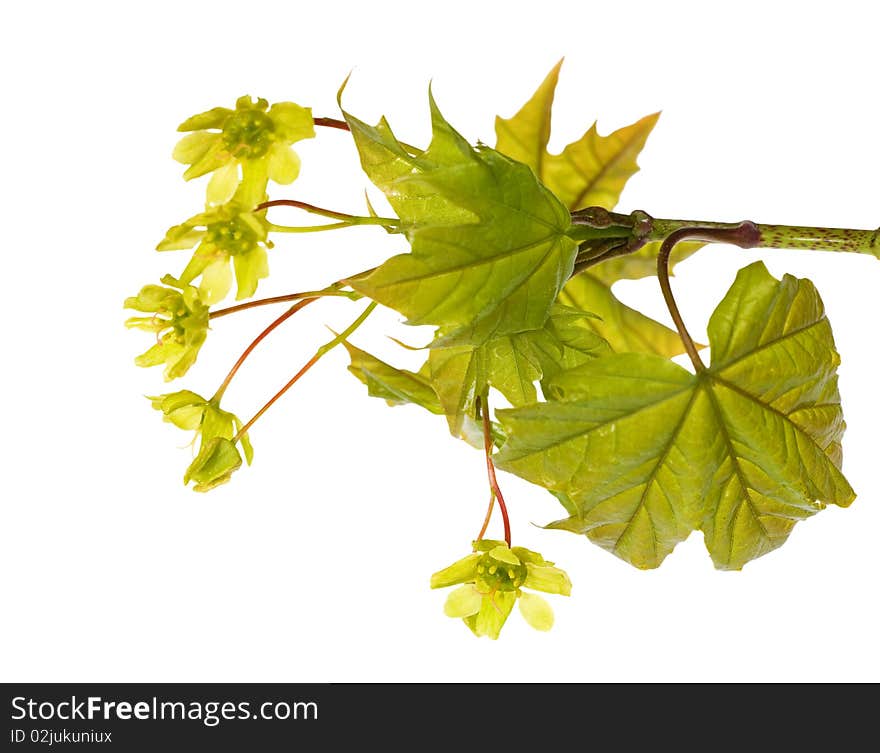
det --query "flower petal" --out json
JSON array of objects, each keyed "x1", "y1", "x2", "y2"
[
  {"x1": 430, "y1": 553, "x2": 480, "y2": 589},
  {"x1": 488, "y1": 545, "x2": 520, "y2": 566},
  {"x1": 184, "y1": 437, "x2": 242, "y2": 492},
  {"x1": 156, "y1": 223, "x2": 205, "y2": 252},
  {"x1": 206, "y1": 162, "x2": 239, "y2": 205},
  {"x1": 523, "y1": 563, "x2": 572, "y2": 596},
  {"x1": 269, "y1": 102, "x2": 314, "y2": 142},
  {"x1": 233, "y1": 246, "x2": 269, "y2": 300},
  {"x1": 511, "y1": 546, "x2": 550, "y2": 566},
  {"x1": 173, "y1": 132, "x2": 219, "y2": 164},
  {"x1": 124, "y1": 316, "x2": 161, "y2": 332},
  {"x1": 178, "y1": 247, "x2": 215, "y2": 287},
  {"x1": 183, "y1": 139, "x2": 228, "y2": 180},
  {"x1": 199, "y1": 259, "x2": 233, "y2": 304},
  {"x1": 465, "y1": 591, "x2": 516, "y2": 639},
  {"x1": 150, "y1": 390, "x2": 207, "y2": 431},
  {"x1": 165, "y1": 347, "x2": 199, "y2": 381},
  {"x1": 239, "y1": 429, "x2": 254, "y2": 465},
  {"x1": 519, "y1": 592, "x2": 554, "y2": 632},
  {"x1": 234, "y1": 159, "x2": 269, "y2": 207},
  {"x1": 473, "y1": 539, "x2": 507, "y2": 553},
  {"x1": 443, "y1": 585, "x2": 482, "y2": 618},
  {"x1": 201, "y1": 403, "x2": 236, "y2": 443},
  {"x1": 235, "y1": 95, "x2": 268, "y2": 112},
  {"x1": 124, "y1": 284, "x2": 180, "y2": 313},
  {"x1": 177, "y1": 107, "x2": 233, "y2": 132},
  {"x1": 134, "y1": 341, "x2": 180, "y2": 368},
  {"x1": 267, "y1": 143, "x2": 301, "y2": 185}
]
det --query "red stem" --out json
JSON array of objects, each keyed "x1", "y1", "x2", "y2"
[
  {"x1": 479, "y1": 395, "x2": 511, "y2": 546},
  {"x1": 655, "y1": 222, "x2": 759, "y2": 373},
  {"x1": 213, "y1": 298, "x2": 316, "y2": 401},
  {"x1": 234, "y1": 352, "x2": 321, "y2": 440},
  {"x1": 211, "y1": 292, "x2": 319, "y2": 320},
  {"x1": 475, "y1": 491, "x2": 496, "y2": 543},
  {"x1": 314, "y1": 116, "x2": 350, "y2": 132},
  {"x1": 313, "y1": 114, "x2": 421, "y2": 158},
  {"x1": 255, "y1": 198, "x2": 356, "y2": 222}
]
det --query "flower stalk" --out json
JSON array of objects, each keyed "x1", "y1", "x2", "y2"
[
  {"x1": 476, "y1": 394, "x2": 511, "y2": 547},
  {"x1": 233, "y1": 301, "x2": 378, "y2": 441},
  {"x1": 212, "y1": 298, "x2": 318, "y2": 403}
]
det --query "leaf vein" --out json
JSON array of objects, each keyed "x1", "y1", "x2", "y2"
[
  {"x1": 611, "y1": 388, "x2": 699, "y2": 557},
  {"x1": 713, "y1": 317, "x2": 827, "y2": 373}
]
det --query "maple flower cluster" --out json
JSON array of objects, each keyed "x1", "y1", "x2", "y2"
[{"x1": 126, "y1": 94, "x2": 316, "y2": 489}]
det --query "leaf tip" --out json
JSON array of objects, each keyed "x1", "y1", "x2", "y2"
[
  {"x1": 336, "y1": 71, "x2": 354, "y2": 109},
  {"x1": 426, "y1": 79, "x2": 440, "y2": 114}
]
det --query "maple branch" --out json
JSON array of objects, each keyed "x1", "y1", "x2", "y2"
[
  {"x1": 651, "y1": 218, "x2": 880, "y2": 257},
  {"x1": 570, "y1": 206, "x2": 879, "y2": 268},
  {"x1": 569, "y1": 208, "x2": 880, "y2": 282}
]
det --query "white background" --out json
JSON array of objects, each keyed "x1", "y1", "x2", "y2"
[{"x1": 2, "y1": 1, "x2": 878, "y2": 682}]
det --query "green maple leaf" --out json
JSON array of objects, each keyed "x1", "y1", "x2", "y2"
[
  {"x1": 429, "y1": 305, "x2": 611, "y2": 436},
  {"x1": 495, "y1": 60, "x2": 658, "y2": 212},
  {"x1": 343, "y1": 341, "x2": 442, "y2": 415},
  {"x1": 494, "y1": 61, "x2": 700, "y2": 356},
  {"x1": 556, "y1": 272, "x2": 687, "y2": 356},
  {"x1": 343, "y1": 89, "x2": 578, "y2": 345},
  {"x1": 344, "y1": 307, "x2": 609, "y2": 439},
  {"x1": 495, "y1": 262, "x2": 854, "y2": 570}
]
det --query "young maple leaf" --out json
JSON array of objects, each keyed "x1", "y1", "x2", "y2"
[
  {"x1": 341, "y1": 88, "x2": 579, "y2": 347},
  {"x1": 495, "y1": 262, "x2": 855, "y2": 570},
  {"x1": 495, "y1": 60, "x2": 702, "y2": 358}
]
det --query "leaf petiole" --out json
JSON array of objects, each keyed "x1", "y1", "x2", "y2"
[{"x1": 655, "y1": 222, "x2": 761, "y2": 372}]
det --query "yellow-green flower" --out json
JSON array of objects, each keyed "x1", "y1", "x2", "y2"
[
  {"x1": 173, "y1": 95, "x2": 315, "y2": 205},
  {"x1": 150, "y1": 390, "x2": 254, "y2": 492},
  {"x1": 124, "y1": 276, "x2": 209, "y2": 380},
  {"x1": 157, "y1": 201, "x2": 271, "y2": 304},
  {"x1": 430, "y1": 540, "x2": 571, "y2": 639},
  {"x1": 184, "y1": 437, "x2": 244, "y2": 492}
]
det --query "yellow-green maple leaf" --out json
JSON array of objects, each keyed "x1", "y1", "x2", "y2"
[
  {"x1": 495, "y1": 61, "x2": 700, "y2": 357},
  {"x1": 496, "y1": 263, "x2": 854, "y2": 570}
]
